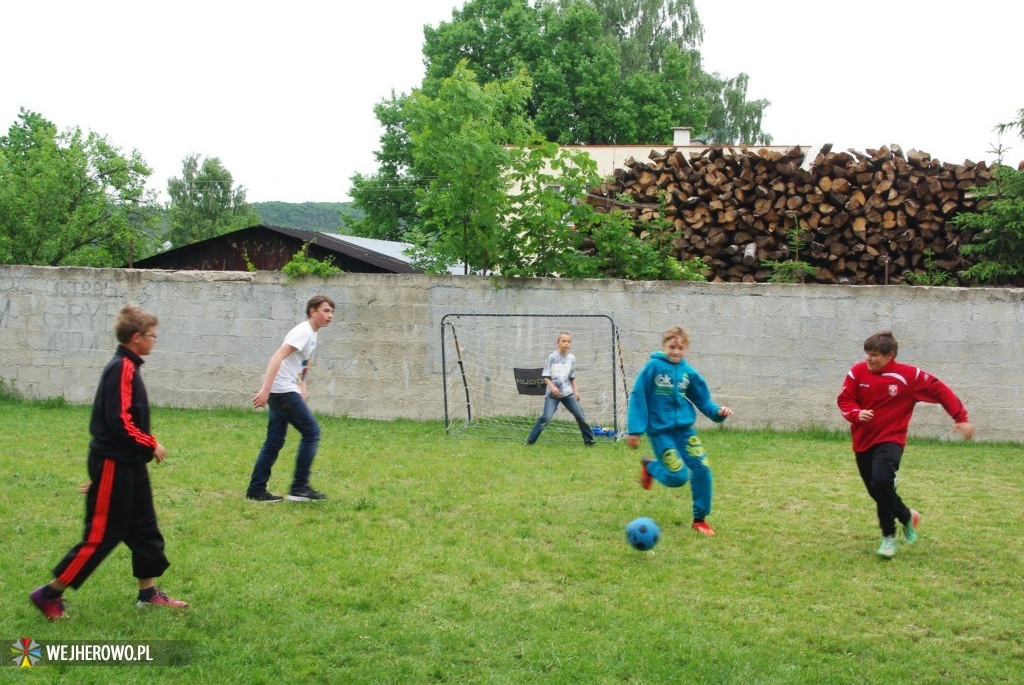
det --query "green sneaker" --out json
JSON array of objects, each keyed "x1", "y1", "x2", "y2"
[
  {"x1": 902, "y1": 509, "x2": 921, "y2": 544},
  {"x1": 877, "y1": 535, "x2": 897, "y2": 559}
]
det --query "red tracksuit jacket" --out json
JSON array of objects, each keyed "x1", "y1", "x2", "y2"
[{"x1": 837, "y1": 359, "x2": 969, "y2": 453}]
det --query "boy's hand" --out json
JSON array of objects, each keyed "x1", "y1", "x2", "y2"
[
  {"x1": 858, "y1": 409, "x2": 875, "y2": 423},
  {"x1": 153, "y1": 443, "x2": 168, "y2": 463},
  {"x1": 625, "y1": 435, "x2": 640, "y2": 449},
  {"x1": 954, "y1": 421, "x2": 976, "y2": 440},
  {"x1": 252, "y1": 389, "x2": 270, "y2": 408},
  {"x1": 78, "y1": 481, "x2": 91, "y2": 494},
  {"x1": 718, "y1": 406, "x2": 733, "y2": 418}
]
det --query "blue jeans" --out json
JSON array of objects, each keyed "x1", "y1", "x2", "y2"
[
  {"x1": 526, "y1": 394, "x2": 595, "y2": 444},
  {"x1": 247, "y1": 392, "x2": 321, "y2": 494},
  {"x1": 647, "y1": 428, "x2": 713, "y2": 520}
]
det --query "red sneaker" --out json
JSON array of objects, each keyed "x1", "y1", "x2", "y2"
[
  {"x1": 137, "y1": 587, "x2": 189, "y2": 609},
  {"x1": 692, "y1": 521, "x2": 716, "y2": 536},
  {"x1": 30, "y1": 586, "x2": 67, "y2": 621},
  {"x1": 639, "y1": 458, "x2": 653, "y2": 490}
]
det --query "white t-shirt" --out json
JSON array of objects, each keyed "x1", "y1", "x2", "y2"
[
  {"x1": 270, "y1": 320, "x2": 318, "y2": 394},
  {"x1": 542, "y1": 351, "x2": 576, "y2": 397}
]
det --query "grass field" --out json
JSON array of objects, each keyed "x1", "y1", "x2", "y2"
[{"x1": 2, "y1": 401, "x2": 1022, "y2": 684}]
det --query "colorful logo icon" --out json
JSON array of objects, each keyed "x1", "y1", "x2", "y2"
[{"x1": 11, "y1": 638, "x2": 42, "y2": 668}]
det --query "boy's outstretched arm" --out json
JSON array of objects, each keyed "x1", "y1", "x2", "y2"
[{"x1": 954, "y1": 421, "x2": 976, "y2": 440}]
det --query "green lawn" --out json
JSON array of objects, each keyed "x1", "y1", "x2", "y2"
[{"x1": 2, "y1": 402, "x2": 1021, "y2": 684}]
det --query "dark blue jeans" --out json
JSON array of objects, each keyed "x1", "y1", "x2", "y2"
[
  {"x1": 247, "y1": 392, "x2": 321, "y2": 494},
  {"x1": 526, "y1": 394, "x2": 595, "y2": 444}
]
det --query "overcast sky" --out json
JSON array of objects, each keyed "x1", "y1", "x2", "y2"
[{"x1": 3, "y1": 0, "x2": 1022, "y2": 204}]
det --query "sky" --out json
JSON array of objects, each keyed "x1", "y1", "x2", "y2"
[{"x1": 2, "y1": 0, "x2": 1022, "y2": 204}]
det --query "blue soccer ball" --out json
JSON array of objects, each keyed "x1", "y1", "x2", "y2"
[{"x1": 625, "y1": 517, "x2": 660, "y2": 551}]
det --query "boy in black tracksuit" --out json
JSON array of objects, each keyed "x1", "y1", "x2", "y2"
[{"x1": 29, "y1": 304, "x2": 188, "y2": 620}]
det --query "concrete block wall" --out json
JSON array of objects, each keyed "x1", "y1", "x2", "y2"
[{"x1": 1, "y1": 265, "x2": 1022, "y2": 443}]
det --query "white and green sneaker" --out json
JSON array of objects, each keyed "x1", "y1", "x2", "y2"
[
  {"x1": 902, "y1": 509, "x2": 921, "y2": 544},
  {"x1": 877, "y1": 535, "x2": 897, "y2": 559}
]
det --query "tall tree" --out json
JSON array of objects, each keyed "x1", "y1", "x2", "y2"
[
  {"x1": 346, "y1": 92, "x2": 421, "y2": 241},
  {"x1": 350, "y1": 0, "x2": 772, "y2": 265},
  {"x1": 575, "y1": 0, "x2": 703, "y2": 76},
  {"x1": 531, "y1": 1, "x2": 631, "y2": 143},
  {"x1": 402, "y1": 61, "x2": 696, "y2": 279},
  {"x1": 166, "y1": 154, "x2": 260, "y2": 247},
  {"x1": 422, "y1": 0, "x2": 546, "y2": 95},
  {"x1": 953, "y1": 108, "x2": 1024, "y2": 285},
  {"x1": 0, "y1": 109, "x2": 156, "y2": 266},
  {"x1": 404, "y1": 62, "x2": 537, "y2": 274},
  {"x1": 698, "y1": 71, "x2": 771, "y2": 145}
]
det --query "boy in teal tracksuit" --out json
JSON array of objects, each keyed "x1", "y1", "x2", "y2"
[{"x1": 626, "y1": 325, "x2": 733, "y2": 536}]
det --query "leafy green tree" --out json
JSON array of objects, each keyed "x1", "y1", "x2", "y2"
[
  {"x1": 347, "y1": 92, "x2": 422, "y2": 241},
  {"x1": 421, "y1": 0, "x2": 766, "y2": 145},
  {"x1": 953, "y1": 109, "x2": 1024, "y2": 286},
  {"x1": 0, "y1": 109, "x2": 156, "y2": 266},
  {"x1": 575, "y1": 0, "x2": 703, "y2": 76},
  {"x1": 404, "y1": 62, "x2": 537, "y2": 274},
  {"x1": 954, "y1": 165, "x2": 1024, "y2": 285},
  {"x1": 422, "y1": 0, "x2": 546, "y2": 94},
  {"x1": 621, "y1": 44, "x2": 710, "y2": 143},
  {"x1": 351, "y1": 0, "x2": 772, "y2": 251},
  {"x1": 166, "y1": 154, "x2": 260, "y2": 247},
  {"x1": 399, "y1": 61, "x2": 692, "y2": 280},
  {"x1": 497, "y1": 142, "x2": 604, "y2": 276},
  {"x1": 699, "y1": 70, "x2": 771, "y2": 146},
  {"x1": 530, "y1": 1, "x2": 632, "y2": 144},
  {"x1": 499, "y1": 145, "x2": 706, "y2": 280}
]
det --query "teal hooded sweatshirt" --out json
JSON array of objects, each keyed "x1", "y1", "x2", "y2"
[{"x1": 627, "y1": 351, "x2": 725, "y2": 436}]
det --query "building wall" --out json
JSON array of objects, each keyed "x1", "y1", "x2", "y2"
[{"x1": 1, "y1": 265, "x2": 1022, "y2": 442}]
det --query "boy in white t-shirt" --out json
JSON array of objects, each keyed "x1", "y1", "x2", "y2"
[{"x1": 246, "y1": 295, "x2": 334, "y2": 502}]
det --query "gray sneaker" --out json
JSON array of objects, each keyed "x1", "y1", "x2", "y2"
[
  {"x1": 877, "y1": 535, "x2": 897, "y2": 559},
  {"x1": 286, "y1": 485, "x2": 326, "y2": 502}
]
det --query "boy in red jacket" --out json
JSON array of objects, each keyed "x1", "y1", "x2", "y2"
[
  {"x1": 837, "y1": 330, "x2": 975, "y2": 559},
  {"x1": 29, "y1": 304, "x2": 187, "y2": 620}
]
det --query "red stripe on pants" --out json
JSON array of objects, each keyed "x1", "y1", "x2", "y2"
[{"x1": 58, "y1": 459, "x2": 116, "y2": 586}]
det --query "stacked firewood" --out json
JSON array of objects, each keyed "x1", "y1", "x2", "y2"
[{"x1": 586, "y1": 143, "x2": 993, "y2": 284}]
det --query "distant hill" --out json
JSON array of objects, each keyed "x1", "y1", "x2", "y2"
[{"x1": 252, "y1": 201, "x2": 363, "y2": 233}]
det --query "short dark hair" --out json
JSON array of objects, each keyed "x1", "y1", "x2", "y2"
[
  {"x1": 306, "y1": 294, "x2": 335, "y2": 318},
  {"x1": 864, "y1": 330, "x2": 898, "y2": 357}
]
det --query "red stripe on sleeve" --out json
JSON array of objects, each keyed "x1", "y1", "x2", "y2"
[{"x1": 119, "y1": 358, "x2": 156, "y2": 450}]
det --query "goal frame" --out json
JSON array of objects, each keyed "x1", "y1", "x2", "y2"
[{"x1": 441, "y1": 313, "x2": 629, "y2": 440}]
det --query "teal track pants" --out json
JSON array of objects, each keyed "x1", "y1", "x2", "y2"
[{"x1": 646, "y1": 427, "x2": 713, "y2": 520}]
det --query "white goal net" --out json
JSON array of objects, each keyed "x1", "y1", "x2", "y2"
[{"x1": 442, "y1": 314, "x2": 630, "y2": 442}]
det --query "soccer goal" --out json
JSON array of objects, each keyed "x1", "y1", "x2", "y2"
[{"x1": 442, "y1": 313, "x2": 629, "y2": 441}]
